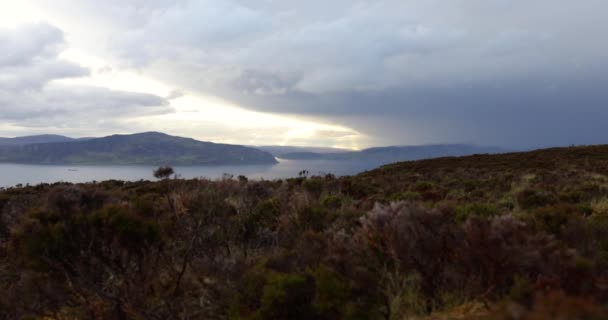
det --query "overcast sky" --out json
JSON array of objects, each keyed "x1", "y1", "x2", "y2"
[{"x1": 0, "y1": 1, "x2": 606, "y2": 149}]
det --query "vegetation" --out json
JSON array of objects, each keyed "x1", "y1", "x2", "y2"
[
  {"x1": 153, "y1": 166, "x2": 175, "y2": 179},
  {"x1": 1, "y1": 145, "x2": 608, "y2": 318}
]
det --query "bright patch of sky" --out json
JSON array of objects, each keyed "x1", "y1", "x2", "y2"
[{"x1": 0, "y1": 1, "x2": 363, "y2": 148}]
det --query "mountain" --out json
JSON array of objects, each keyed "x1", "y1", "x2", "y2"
[
  {"x1": 0, "y1": 132, "x2": 278, "y2": 165},
  {"x1": 277, "y1": 144, "x2": 508, "y2": 163},
  {"x1": 0, "y1": 134, "x2": 76, "y2": 146},
  {"x1": 256, "y1": 145, "x2": 349, "y2": 157}
]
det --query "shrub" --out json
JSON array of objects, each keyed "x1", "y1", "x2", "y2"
[
  {"x1": 455, "y1": 203, "x2": 500, "y2": 221},
  {"x1": 153, "y1": 166, "x2": 174, "y2": 179},
  {"x1": 358, "y1": 202, "x2": 460, "y2": 300},
  {"x1": 310, "y1": 266, "x2": 350, "y2": 318},
  {"x1": 516, "y1": 188, "x2": 557, "y2": 210},
  {"x1": 412, "y1": 181, "x2": 435, "y2": 193},
  {"x1": 388, "y1": 191, "x2": 421, "y2": 202},
  {"x1": 488, "y1": 291, "x2": 607, "y2": 320},
  {"x1": 92, "y1": 205, "x2": 162, "y2": 251},
  {"x1": 532, "y1": 204, "x2": 584, "y2": 236},
  {"x1": 303, "y1": 177, "x2": 325, "y2": 197},
  {"x1": 321, "y1": 195, "x2": 343, "y2": 210},
  {"x1": 298, "y1": 205, "x2": 332, "y2": 232},
  {"x1": 255, "y1": 273, "x2": 316, "y2": 320},
  {"x1": 590, "y1": 197, "x2": 608, "y2": 216}
]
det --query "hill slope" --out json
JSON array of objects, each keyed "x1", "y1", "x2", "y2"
[
  {"x1": 257, "y1": 145, "x2": 349, "y2": 156},
  {"x1": 351, "y1": 144, "x2": 608, "y2": 206},
  {"x1": 0, "y1": 132, "x2": 278, "y2": 165},
  {"x1": 0, "y1": 134, "x2": 76, "y2": 146},
  {"x1": 278, "y1": 144, "x2": 507, "y2": 162}
]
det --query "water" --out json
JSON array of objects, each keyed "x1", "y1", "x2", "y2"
[{"x1": 0, "y1": 159, "x2": 386, "y2": 188}]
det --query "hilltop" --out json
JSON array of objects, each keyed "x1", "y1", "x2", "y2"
[
  {"x1": 0, "y1": 134, "x2": 76, "y2": 146},
  {"x1": 0, "y1": 132, "x2": 278, "y2": 165}
]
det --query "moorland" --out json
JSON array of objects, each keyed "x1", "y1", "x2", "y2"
[{"x1": 1, "y1": 145, "x2": 608, "y2": 319}]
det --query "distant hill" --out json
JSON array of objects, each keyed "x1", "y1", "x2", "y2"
[
  {"x1": 256, "y1": 145, "x2": 349, "y2": 157},
  {"x1": 277, "y1": 144, "x2": 508, "y2": 163},
  {"x1": 0, "y1": 132, "x2": 278, "y2": 165},
  {"x1": 0, "y1": 134, "x2": 76, "y2": 146}
]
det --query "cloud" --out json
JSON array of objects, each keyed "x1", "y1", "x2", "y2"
[
  {"x1": 0, "y1": 22, "x2": 64, "y2": 67},
  {"x1": 12, "y1": 1, "x2": 608, "y2": 147},
  {"x1": 0, "y1": 22, "x2": 171, "y2": 131}
]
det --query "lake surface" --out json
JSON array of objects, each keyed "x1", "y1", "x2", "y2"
[{"x1": 0, "y1": 159, "x2": 388, "y2": 188}]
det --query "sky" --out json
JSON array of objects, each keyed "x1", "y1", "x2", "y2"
[{"x1": 0, "y1": 1, "x2": 606, "y2": 149}]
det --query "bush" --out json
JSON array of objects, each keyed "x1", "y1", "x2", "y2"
[
  {"x1": 254, "y1": 273, "x2": 316, "y2": 320},
  {"x1": 303, "y1": 177, "x2": 325, "y2": 197},
  {"x1": 92, "y1": 205, "x2": 162, "y2": 251},
  {"x1": 517, "y1": 188, "x2": 557, "y2": 210},
  {"x1": 321, "y1": 195, "x2": 343, "y2": 210},
  {"x1": 298, "y1": 205, "x2": 333, "y2": 232},
  {"x1": 455, "y1": 203, "x2": 500, "y2": 221},
  {"x1": 153, "y1": 166, "x2": 174, "y2": 179},
  {"x1": 489, "y1": 291, "x2": 607, "y2": 320},
  {"x1": 388, "y1": 191, "x2": 421, "y2": 202},
  {"x1": 310, "y1": 266, "x2": 350, "y2": 318},
  {"x1": 532, "y1": 204, "x2": 584, "y2": 236}
]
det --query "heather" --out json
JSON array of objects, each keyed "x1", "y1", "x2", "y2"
[{"x1": 1, "y1": 145, "x2": 608, "y2": 319}]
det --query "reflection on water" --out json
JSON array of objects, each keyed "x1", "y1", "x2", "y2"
[{"x1": 0, "y1": 159, "x2": 387, "y2": 188}]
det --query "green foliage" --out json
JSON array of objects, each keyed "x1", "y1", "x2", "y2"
[
  {"x1": 310, "y1": 266, "x2": 350, "y2": 318},
  {"x1": 516, "y1": 188, "x2": 556, "y2": 210},
  {"x1": 302, "y1": 177, "x2": 325, "y2": 196},
  {"x1": 252, "y1": 198, "x2": 281, "y2": 230},
  {"x1": 298, "y1": 205, "x2": 333, "y2": 232},
  {"x1": 386, "y1": 273, "x2": 428, "y2": 319},
  {"x1": 255, "y1": 273, "x2": 316, "y2": 320},
  {"x1": 91, "y1": 205, "x2": 162, "y2": 249},
  {"x1": 412, "y1": 181, "x2": 435, "y2": 193},
  {"x1": 321, "y1": 195, "x2": 343, "y2": 209},
  {"x1": 14, "y1": 209, "x2": 79, "y2": 270},
  {"x1": 455, "y1": 203, "x2": 500, "y2": 221},
  {"x1": 233, "y1": 266, "x2": 372, "y2": 320},
  {"x1": 14, "y1": 205, "x2": 162, "y2": 272},
  {"x1": 388, "y1": 191, "x2": 421, "y2": 202},
  {"x1": 532, "y1": 203, "x2": 583, "y2": 235},
  {"x1": 133, "y1": 194, "x2": 157, "y2": 217},
  {"x1": 508, "y1": 275, "x2": 534, "y2": 306}
]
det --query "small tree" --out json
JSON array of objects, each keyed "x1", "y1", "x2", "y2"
[{"x1": 154, "y1": 166, "x2": 174, "y2": 180}]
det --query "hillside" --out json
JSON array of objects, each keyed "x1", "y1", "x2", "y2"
[
  {"x1": 254, "y1": 146, "x2": 349, "y2": 157},
  {"x1": 357, "y1": 144, "x2": 608, "y2": 202},
  {"x1": 257, "y1": 145, "x2": 349, "y2": 156},
  {"x1": 278, "y1": 144, "x2": 507, "y2": 162},
  {"x1": 0, "y1": 132, "x2": 278, "y2": 165},
  {"x1": 1, "y1": 145, "x2": 608, "y2": 318},
  {"x1": 0, "y1": 134, "x2": 76, "y2": 146}
]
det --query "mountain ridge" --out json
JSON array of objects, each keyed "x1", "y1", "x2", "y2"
[
  {"x1": 0, "y1": 134, "x2": 76, "y2": 146},
  {"x1": 277, "y1": 144, "x2": 508, "y2": 163},
  {"x1": 0, "y1": 132, "x2": 278, "y2": 166},
  {"x1": 0, "y1": 132, "x2": 509, "y2": 166}
]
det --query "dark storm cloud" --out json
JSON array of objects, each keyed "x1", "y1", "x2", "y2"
[{"x1": 23, "y1": 0, "x2": 608, "y2": 147}]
